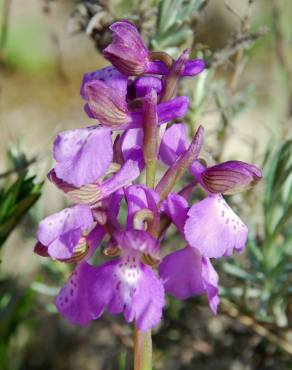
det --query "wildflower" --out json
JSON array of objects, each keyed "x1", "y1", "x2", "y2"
[
  {"x1": 191, "y1": 159, "x2": 262, "y2": 195},
  {"x1": 135, "y1": 76, "x2": 162, "y2": 98},
  {"x1": 56, "y1": 230, "x2": 164, "y2": 331},
  {"x1": 183, "y1": 160, "x2": 262, "y2": 258},
  {"x1": 80, "y1": 63, "x2": 189, "y2": 128},
  {"x1": 35, "y1": 205, "x2": 104, "y2": 261},
  {"x1": 103, "y1": 20, "x2": 205, "y2": 77},
  {"x1": 83, "y1": 78, "x2": 189, "y2": 129},
  {"x1": 160, "y1": 246, "x2": 219, "y2": 313},
  {"x1": 49, "y1": 157, "x2": 141, "y2": 206},
  {"x1": 124, "y1": 184, "x2": 160, "y2": 231},
  {"x1": 103, "y1": 21, "x2": 150, "y2": 76},
  {"x1": 156, "y1": 128, "x2": 261, "y2": 258},
  {"x1": 34, "y1": 20, "x2": 262, "y2": 358}
]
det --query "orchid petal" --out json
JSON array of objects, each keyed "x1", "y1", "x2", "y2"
[
  {"x1": 53, "y1": 127, "x2": 113, "y2": 187},
  {"x1": 159, "y1": 123, "x2": 188, "y2": 166},
  {"x1": 56, "y1": 262, "x2": 98, "y2": 325},
  {"x1": 184, "y1": 195, "x2": 248, "y2": 258},
  {"x1": 37, "y1": 205, "x2": 93, "y2": 260},
  {"x1": 159, "y1": 246, "x2": 219, "y2": 313}
]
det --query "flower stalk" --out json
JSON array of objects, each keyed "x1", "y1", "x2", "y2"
[
  {"x1": 143, "y1": 90, "x2": 158, "y2": 188},
  {"x1": 136, "y1": 88, "x2": 160, "y2": 370},
  {"x1": 134, "y1": 324, "x2": 152, "y2": 370}
]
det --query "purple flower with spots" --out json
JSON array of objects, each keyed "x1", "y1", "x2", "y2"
[
  {"x1": 184, "y1": 194, "x2": 248, "y2": 258},
  {"x1": 35, "y1": 204, "x2": 105, "y2": 261},
  {"x1": 56, "y1": 230, "x2": 164, "y2": 331}
]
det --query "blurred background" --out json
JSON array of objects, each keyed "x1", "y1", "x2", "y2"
[{"x1": 0, "y1": 0, "x2": 291, "y2": 369}]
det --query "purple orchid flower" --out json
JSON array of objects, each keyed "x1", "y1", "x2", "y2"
[
  {"x1": 81, "y1": 64, "x2": 189, "y2": 128},
  {"x1": 83, "y1": 80, "x2": 189, "y2": 129},
  {"x1": 135, "y1": 76, "x2": 163, "y2": 98},
  {"x1": 80, "y1": 63, "x2": 190, "y2": 129},
  {"x1": 117, "y1": 128, "x2": 144, "y2": 165},
  {"x1": 80, "y1": 66, "x2": 128, "y2": 101},
  {"x1": 56, "y1": 230, "x2": 164, "y2": 331},
  {"x1": 103, "y1": 21, "x2": 205, "y2": 77},
  {"x1": 160, "y1": 246, "x2": 219, "y2": 313},
  {"x1": 191, "y1": 159, "x2": 262, "y2": 195},
  {"x1": 182, "y1": 160, "x2": 262, "y2": 258},
  {"x1": 156, "y1": 128, "x2": 262, "y2": 258},
  {"x1": 35, "y1": 204, "x2": 105, "y2": 261}
]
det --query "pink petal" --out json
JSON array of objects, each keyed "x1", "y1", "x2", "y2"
[
  {"x1": 53, "y1": 127, "x2": 113, "y2": 187},
  {"x1": 37, "y1": 205, "x2": 93, "y2": 260},
  {"x1": 159, "y1": 123, "x2": 188, "y2": 166},
  {"x1": 184, "y1": 195, "x2": 248, "y2": 258},
  {"x1": 90, "y1": 258, "x2": 165, "y2": 331},
  {"x1": 161, "y1": 192, "x2": 189, "y2": 235},
  {"x1": 56, "y1": 262, "x2": 98, "y2": 326},
  {"x1": 159, "y1": 246, "x2": 219, "y2": 313}
]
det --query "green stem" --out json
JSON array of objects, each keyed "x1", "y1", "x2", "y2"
[
  {"x1": 134, "y1": 324, "x2": 152, "y2": 370},
  {"x1": 143, "y1": 90, "x2": 158, "y2": 189},
  {"x1": 146, "y1": 160, "x2": 156, "y2": 188}
]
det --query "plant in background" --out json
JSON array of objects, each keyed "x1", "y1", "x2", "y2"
[
  {"x1": 68, "y1": 0, "x2": 208, "y2": 56},
  {"x1": 221, "y1": 139, "x2": 292, "y2": 353},
  {"x1": 34, "y1": 20, "x2": 261, "y2": 369},
  {"x1": 0, "y1": 145, "x2": 42, "y2": 366}
]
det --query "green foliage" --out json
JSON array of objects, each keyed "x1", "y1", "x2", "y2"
[
  {"x1": 0, "y1": 280, "x2": 34, "y2": 368},
  {"x1": 152, "y1": 0, "x2": 206, "y2": 53},
  {"x1": 0, "y1": 146, "x2": 43, "y2": 368},
  {"x1": 0, "y1": 175, "x2": 42, "y2": 247},
  {"x1": 222, "y1": 140, "x2": 292, "y2": 327}
]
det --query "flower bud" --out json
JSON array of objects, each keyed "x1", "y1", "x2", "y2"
[
  {"x1": 156, "y1": 126, "x2": 204, "y2": 200},
  {"x1": 160, "y1": 49, "x2": 190, "y2": 102},
  {"x1": 201, "y1": 160, "x2": 262, "y2": 195},
  {"x1": 103, "y1": 21, "x2": 149, "y2": 76},
  {"x1": 83, "y1": 80, "x2": 128, "y2": 126}
]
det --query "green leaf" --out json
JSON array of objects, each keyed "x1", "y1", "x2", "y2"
[
  {"x1": 0, "y1": 175, "x2": 43, "y2": 247},
  {"x1": 157, "y1": 0, "x2": 182, "y2": 34},
  {"x1": 119, "y1": 351, "x2": 127, "y2": 370},
  {"x1": 222, "y1": 261, "x2": 259, "y2": 282},
  {"x1": 177, "y1": 0, "x2": 205, "y2": 23},
  {"x1": 264, "y1": 139, "x2": 292, "y2": 209},
  {"x1": 247, "y1": 239, "x2": 263, "y2": 263},
  {"x1": 0, "y1": 280, "x2": 34, "y2": 366},
  {"x1": 154, "y1": 27, "x2": 193, "y2": 49},
  {"x1": 158, "y1": 0, "x2": 205, "y2": 34}
]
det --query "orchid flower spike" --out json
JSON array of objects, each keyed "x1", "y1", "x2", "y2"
[{"x1": 34, "y1": 20, "x2": 262, "y2": 357}]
